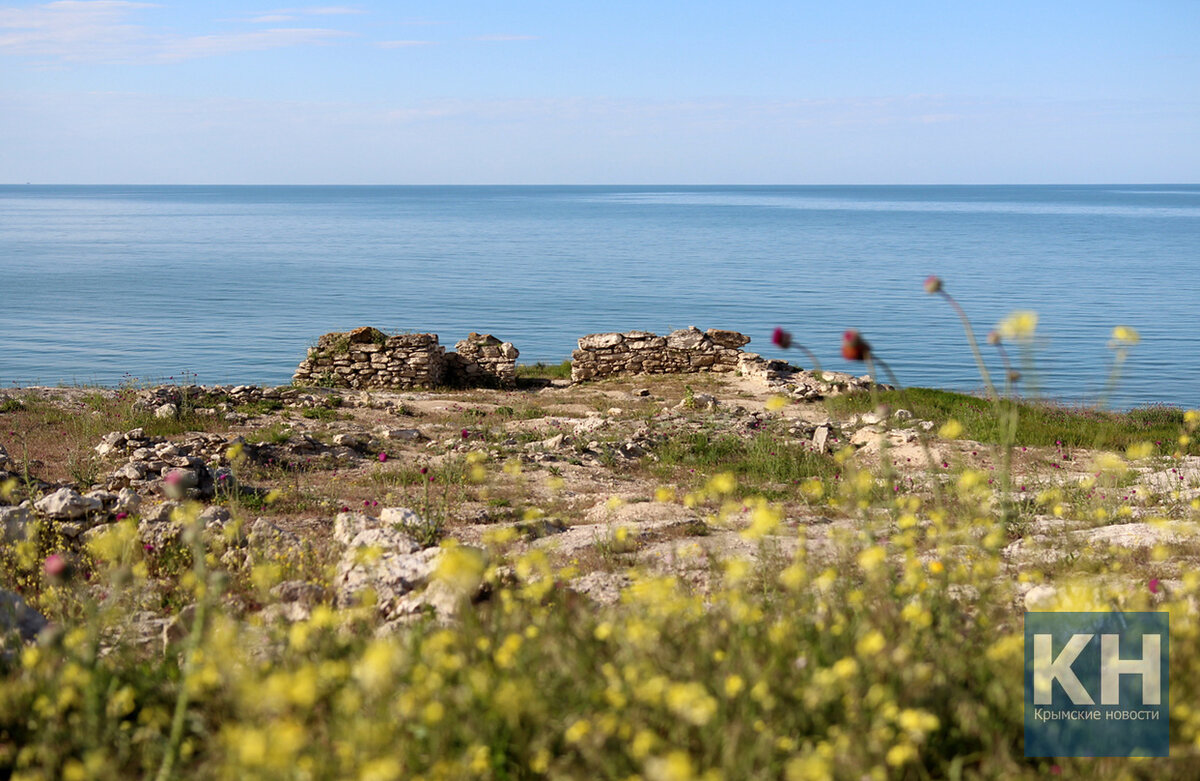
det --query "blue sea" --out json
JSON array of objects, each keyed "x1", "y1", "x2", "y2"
[{"x1": 2, "y1": 185, "x2": 1198, "y2": 409}]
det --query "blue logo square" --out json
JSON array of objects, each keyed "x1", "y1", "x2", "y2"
[{"x1": 1024, "y1": 611, "x2": 1169, "y2": 757}]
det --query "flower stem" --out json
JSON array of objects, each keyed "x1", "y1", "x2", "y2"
[
  {"x1": 940, "y1": 292, "x2": 998, "y2": 401},
  {"x1": 794, "y1": 345, "x2": 824, "y2": 380},
  {"x1": 866, "y1": 354, "x2": 945, "y2": 509},
  {"x1": 156, "y1": 515, "x2": 211, "y2": 781},
  {"x1": 1097, "y1": 349, "x2": 1128, "y2": 410}
]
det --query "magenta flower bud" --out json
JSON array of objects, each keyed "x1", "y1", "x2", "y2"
[
  {"x1": 841, "y1": 330, "x2": 870, "y2": 361},
  {"x1": 378, "y1": 452, "x2": 388, "y2": 462},
  {"x1": 461, "y1": 429, "x2": 470, "y2": 439},
  {"x1": 771, "y1": 327, "x2": 793, "y2": 349},
  {"x1": 43, "y1": 554, "x2": 68, "y2": 579},
  {"x1": 923, "y1": 275, "x2": 943, "y2": 294}
]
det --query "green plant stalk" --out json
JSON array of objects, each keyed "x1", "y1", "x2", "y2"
[
  {"x1": 1097, "y1": 348, "x2": 1129, "y2": 411},
  {"x1": 993, "y1": 343, "x2": 1020, "y2": 528},
  {"x1": 937, "y1": 291, "x2": 1023, "y2": 527},
  {"x1": 867, "y1": 355, "x2": 946, "y2": 510},
  {"x1": 155, "y1": 515, "x2": 211, "y2": 781},
  {"x1": 863, "y1": 355, "x2": 897, "y2": 499},
  {"x1": 793, "y1": 344, "x2": 825, "y2": 381},
  {"x1": 939, "y1": 292, "x2": 998, "y2": 402}
]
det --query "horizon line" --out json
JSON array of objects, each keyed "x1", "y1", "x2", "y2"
[{"x1": 4, "y1": 182, "x2": 1200, "y2": 187}]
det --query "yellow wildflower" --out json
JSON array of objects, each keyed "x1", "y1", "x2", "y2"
[
  {"x1": 1110, "y1": 325, "x2": 1140, "y2": 346},
  {"x1": 1126, "y1": 441, "x2": 1154, "y2": 460},
  {"x1": 645, "y1": 751, "x2": 695, "y2": 781},
  {"x1": 938, "y1": 419, "x2": 963, "y2": 439},
  {"x1": 997, "y1": 310, "x2": 1038, "y2": 341},
  {"x1": 665, "y1": 681, "x2": 717, "y2": 726},
  {"x1": 766, "y1": 394, "x2": 789, "y2": 411},
  {"x1": 564, "y1": 719, "x2": 591, "y2": 744},
  {"x1": 708, "y1": 472, "x2": 736, "y2": 495},
  {"x1": 857, "y1": 545, "x2": 887, "y2": 572}
]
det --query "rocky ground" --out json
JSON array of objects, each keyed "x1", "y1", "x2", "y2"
[{"x1": 3, "y1": 363, "x2": 1199, "y2": 647}]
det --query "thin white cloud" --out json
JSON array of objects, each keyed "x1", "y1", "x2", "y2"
[
  {"x1": 302, "y1": 6, "x2": 363, "y2": 14},
  {"x1": 230, "y1": 7, "x2": 363, "y2": 24},
  {"x1": 0, "y1": 0, "x2": 352, "y2": 62},
  {"x1": 471, "y1": 34, "x2": 539, "y2": 42},
  {"x1": 244, "y1": 14, "x2": 296, "y2": 23},
  {"x1": 242, "y1": 5, "x2": 363, "y2": 18},
  {"x1": 377, "y1": 39, "x2": 435, "y2": 48},
  {"x1": 0, "y1": 1, "x2": 157, "y2": 61},
  {"x1": 159, "y1": 28, "x2": 351, "y2": 61}
]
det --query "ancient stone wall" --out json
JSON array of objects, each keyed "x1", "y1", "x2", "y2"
[
  {"x1": 293, "y1": 327, "x2": 519, "y2": 390},
  {"x1": 293, "y1": 327, "x2": 446, "y2": 389},
  {"x1": 295, "y1": 325, "x2": 783, "y2": 389},
  {"x1": 570, "y1": 327, "x2": 751, "y2": 382},
  {"x1": 443, "y1": 333, "x2": 519, "y2": 389}
]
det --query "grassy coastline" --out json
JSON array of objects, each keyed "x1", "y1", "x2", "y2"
[{"x1": 2, "y1": 372, "x2": 1199, "y2": 779}]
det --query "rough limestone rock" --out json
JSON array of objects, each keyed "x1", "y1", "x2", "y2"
[
  {"x1": 335, "y1": 527, "x2": 434, "y2": 617},
  {"x1": 380, "y1": 507, "x2": 423, "y2": 527},
  {"x1": 1, "y1": 504, "x2": 32, "y2": 542},
  {"x1": 812, "y1": 425, "x2": 831, "y2": 454},
  {"x1": 334, "y1": 511, "x2": 380, "y2": 547},
  {"x1": 114, "y1": 488, "x2": 141, "y2": 516},
  {"x1": 0, "y1": 589, "x2": 48, "y2": 643},
  {"x1": 379, "y1": 428, "x2": 425, "y2": 442},
  {"x1": 1078, "y1": 522, "x2": 1193, "y2": 549},
  {"x1": 333, "y1": 508, "x2": 429, "y2": 548},
  {"x1": 35, "y1": 488, "x2": 102, "y2": 520}
]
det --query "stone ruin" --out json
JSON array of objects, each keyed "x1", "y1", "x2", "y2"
[
  {"x1": 567, "y1": 327, "x2": 881, "y2": 397},
  {"x1": 570, "y1": 326, "x2": 752, "y2": 382},
  {"x1": 294, "y1": 325, "x2": 860, "y2": 392},
  {"x1": 444, "y1": 333, "x2": 519, "y2": 388},
  {"x1": 292, "y1": 327, "x2": 518, "y2": 390}
]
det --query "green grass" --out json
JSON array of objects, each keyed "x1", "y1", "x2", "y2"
[
  {"x1": 515, "y1": 360, "x2": 573, "y2": 380},
  {"x1": 826, "y1": 387, "x2": 1197, "y2": 451},
  {"x1": 300, "y1": 407, "x2": 342, "y2": 421},
  {"x1": 236, "y1": 399, "x2": 284, "y2": 416},
  {"x1": 652, "y1": 430, "x2": 836, "y2": 485},
  {"x1": 245, "y1": 423, "x2": 293, "y2": 445}
]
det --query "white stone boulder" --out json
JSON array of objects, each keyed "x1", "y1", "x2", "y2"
[{"x1": 35, "y1": 488, "x2": 102, "y2": 520}]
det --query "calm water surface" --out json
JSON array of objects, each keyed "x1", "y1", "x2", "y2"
[{"x1": 1, "y1": 185, "x2": 1197, "y2": 409}]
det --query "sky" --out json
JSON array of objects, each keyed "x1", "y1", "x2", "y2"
[{"x1": 1, "y1": 1, "x2": 1198, "y2": 184}]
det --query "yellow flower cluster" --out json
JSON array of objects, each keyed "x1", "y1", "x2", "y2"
[{"x1": 4, "y1": 391, "x2": 1200, "y2": 781}]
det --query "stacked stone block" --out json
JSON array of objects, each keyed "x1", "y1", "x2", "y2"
[
  {"x1": 293, "y1": 327, "x2": 446, "y2": 389},
  {"x1": 570, "y1": 327, "x2": 752, "y2": 382},
  {"x1": 443, "y1": 333, "x2": 519, "y2": 389}
]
